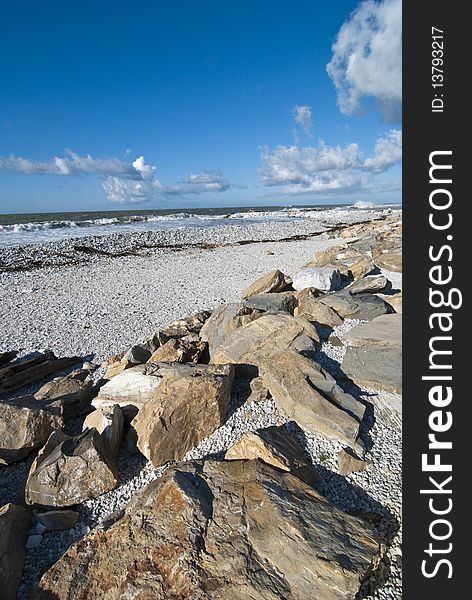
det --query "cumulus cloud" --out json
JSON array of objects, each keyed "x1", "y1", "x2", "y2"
[
  {"x1": 327, "y1": 0, "x2": 401, "y2": 122},
  {"x1": 259, "y1": 129, "x2": 401, "y2": 194},
  {"x1": 0, "y1": 150, "x2": 141, "y2": 179},
  {"x1": 293, "y1": 105, "x2": 313, "y2": 137}
]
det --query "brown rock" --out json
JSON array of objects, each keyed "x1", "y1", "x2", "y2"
[
  {"x1": 295, "y1": 287, "x2": 343, "y2": 327},
  {"x1": 346, "y1": 275, "x2": 390, "y2": 295},
  {"x1": 380, "y1": 291, "x2": 402, "y2": 313},
  {"x1": 83, "y1": 405, "x2": 124, "y2": 459},
  {"x1": 25, "y1": 429, "x2": 118, "y2": 507},
  {"x1": 132, "y1": 364, "x2": 234, "y2": 467},
  {"x1": 0, "y1": 397, "x2": 62, "y2": 464},
  {"x1": 245, "y1": 376, "x2": 271, "y2": 404},
  {"x1": 242, "y1": 269, "x2": 291, "y2": 299},
  {"x1": 338, "y1": 448, "x2": 372, "y2": 476},
  {"x1": 34, "y1": 368, "x2": 93, "y2": 421},
  {"x1": 0, "y1": 503, "x2": 32, "y2": 600},
  {"x1": 349, "y1": 255, "x2": 376, "y2": 279},
  {"x1": 33, "y1": 460, "x2": 382, "y2": 600},
  {"x1": 259, "y1": 349, "x2": 365, "y2": 447},
  {"x1": 160, "y1": 310, "x2": 211, "y2": 338},
  {"x1": 211, "y1": 313, "x2": 320, "y2": 375},
  {"x1": 148, "y1": 337, "x2": 207, "y2": 364},
  {"x1": 35, "y1": 509, "x2": 79, "y2": 531}
]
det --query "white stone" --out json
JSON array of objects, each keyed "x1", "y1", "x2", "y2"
[{"x1": 293, "y1": 268, "x2": 342, "y2": 292}]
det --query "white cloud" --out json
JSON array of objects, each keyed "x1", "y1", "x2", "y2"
[
  {"x1": 293, "y1": 105, "x2": 313, "y2": 137},
  {"x1": 326, "y1": 0, "x2": 402, "y2": 121},
  {"x1": 0, "y1": 150, "x2": 141, "y2": 179},
  {"x1": 259, "y1": 129, "x2": 401, "y2": 194}
]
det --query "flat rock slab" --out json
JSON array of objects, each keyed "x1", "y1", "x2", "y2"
[
  {"x1": 211, "y1": 313, "x2": 320, "y2": 375},
  {"x1": 32, "y1": 459, "x2": 382, "y2": 600},
  {"x1": 132, "y1": 364, "x2": 234, "y2": 467},
  {"x1": 342, "y1": 314, "x2": 402, "y2": 393},
  {"x1": 242, "y1": 269, "x2": 291, "y2": 299},
  {"x1": 0, "y1": 503, "x2": 32, "y2": 600},
  {"x1": 259, "y1": 349, "x2": 365, "y2": 448},
  {"x1": 318, "y1": 291, "x2": 391, "y2": 321},
  {"x1": 34, "y1": 368, "x2": 93, "y2": 421},
  {"x1": 347, "y1": 275, "x2": 390, "y2": 295},
  {"x1": 244, "y1": 291, "x2": 296, "y2": 314},
  {"x1": 295, "y1": 288, "x2": 343, "y2": 328}
]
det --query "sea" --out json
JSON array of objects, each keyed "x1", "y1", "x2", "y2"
[{"x1": 0, "y1": 202, "x2": 401, "y2": 248}]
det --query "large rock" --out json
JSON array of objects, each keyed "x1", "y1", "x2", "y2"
[
  {"x1": 342, "y1": 314, "x2": 402, "y2": 392},
  {"x1": 244, "y1": 291, "x2": 296, "y2": 314},
  {"x1": 34, "y1": 368, "x2": 93, "y2": 421},
  {"x1": 338, "y1": 448, "x2": 372, "y2": 476},
  {"x1": 199, "y1": 302, "x2": 262, "y2": 356},
  {"x1": 160, "y1": 310, "x2": 212, "y2": 338},
  {"x1": 148, "y1": 337, "x2": 207, "y2": 364},
  {"x1": 293, "y1": 267, "x2": 342, "y2": 292},
  {"x1": 372, "y1": 240, "x2": 402, "y2": 272},
  {"x1": 211, "y1": 313, "x2": 320, "y2": 375},
  {"x1": 318, "y1": 291, "x2": 391, "y2": 321},
  {"x1": 32, "y1": 460, "x2": 382, "y2": 600},
  {"x1": 132, "y1": 364, "x2": 234, "y2": 467},
  {"x1": 35, "y1": 510, "x2": 79, "y2": 531},
  {"x1": 83, "y1": 405, "x2": 124, "y2": 460},
  {"x1": 0, "y1": 503, "x2": 32, "y2": 600},
  {"x1": 259, "y1": 349, "x2": 365, "y2": 447},
  {"x1": 0, "y1": 397, "x2": 61, "y2": 464},
  {"x1": 225, "y1": 424, "x2": 317, "y2": 485},
  {"x1": 346, "y1": 275, "x2": 390, "y2": 295},
  {"x1": 380, "y1": 291, "x2": 402, "y2": 314},
  {"x1": 242, "y1": 269, "x2": 291, "y2": 299},
  {"x1": 294, "y1": 287, "x2": 343, "y2": 327},
  {"x1": 93, "y1": 364, "x2": 165, "y2": 419},
  {"x1": 25, "y1": 429, "x2": 118, "y2": 507}
]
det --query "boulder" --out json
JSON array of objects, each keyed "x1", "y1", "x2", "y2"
[
  {"x1": 242, "y1": 269, "x2": 291, "y2": 299},
  {"x1": 25, "y1": 429, "x2": 118, "y2": 507},
  {"x1": 225, "y1": 424, "x2": 317, "y2": 485},
  {"x1": 342, "y1": 314, "x2": 402, "y2": 393},
  {"x1": 259, "y1": 349, "x2": 365, "y2": 447},
  {"x1": 245, "y1": 377, "x2": 271, "y2": 404},
  {"x1": 199, "y1": 302, "x2": 262, "y2": 356},
  {"x1": 35, "y1": 510, "x2": 79, "y2": 531},
  {"x1": 294, "y1": 287, "x2": 343, "y2": 327},
  {"x1": 0, "y1": 397, "x2": 61, "y2": 464},
  {"x1": 380, "y1": 291, "x2": 402, "y2": 313},
  {"x1": 92, "y1": 364, "x2": 165, "y2": 420},
  {"x1": 0, "y1": 503, "x2": 32, "y2": 600},
  {"x1": 244, "y1": 291, "x2": 296, "y2": 314},
  {"x1": 211, "y1": 313, "x2": 320, "y2": 375},
  {"x1": 160, "y1": 310, "x2": 212, "y2": 338},
  {"x1": 338, "y1": 448, "x2": 372, "y2": 476},
  {"x1": 147, "y1": 337, "x2": 207, "y2": 364},
  {"x1": 34, "y1": 368, "x2": 93, "y2": 421},
  {"x1": 32, "y1": 460, "x2": 382, "y2": 600},
  {"x1": 349, "y1": 255, "x2": 376, "y2": 279},
  {"x1": 372, "y1": 241, "x2": 402, "y2": 272},
  {"x1": 83, "y1": 405, "x2": 124, "y2": 460},
  {"x1": 346, "y1": 275, "x2": 390, "y2": 295},
  {"x1": 293, "y1": 267, "x2": 342, "y2": 292},
  {"x1": 132, "y1": 364, "x2": 234, "y2": 467},
  {"x1": 318, "y1": 291, "x2": 391, "y2": 321}
]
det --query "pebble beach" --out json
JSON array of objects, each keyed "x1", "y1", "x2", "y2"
[{"x1": 0, "y1": 207, "x2": 402, "y2": 599}]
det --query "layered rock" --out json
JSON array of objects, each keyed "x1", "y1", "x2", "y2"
[
  {"x1": 0, "y1": 397, "x2": 61, "y2": 464},
  {"x1": 147, "y1": 337, "x2": 207, "y2": 364},
  {"x1": 244, "y1": 291, "x2": 296, "y2": 314},
  {"x1": 294, "y1": 287, "x2": 343, "y2": 327},
  {"x1": 242, "y1": 269, "x2": 291, "y2": 299},
  {"x1": 346, "y1": 275, "x2": 390, "y2": 295},
  {"x1": 338, "y1": 448, "x2": 372, "y2": 476},
  {"x1": 132, "y1": 364, "x2": 234, "y2": 467},
  {"x1": 0, "y1": 503, "x2": 32, "y2": 600},
  {"x1": 83, "y1": 405, "x2": 124, "y2": 460},
  {"x1": 33, "y1": 460, "x2": 382, "y2": 600},
  {"x1": 34, "y1": 368, "x2": 93, "y2": 421},
  {"x1": 259, "y1": 349, "x2": 365, "y2": 447},
  {"x1": 25, "y1": 429, "x2": 118, "y2": 507},
  {"x1": 318, "y1": 291, "x2": 391, "y2": 321}
]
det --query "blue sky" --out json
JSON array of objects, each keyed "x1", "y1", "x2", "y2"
[{"x1": 0, "y1": 0, "x2": 401, "y2": 214}]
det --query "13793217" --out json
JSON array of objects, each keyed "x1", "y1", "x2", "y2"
[{"x1": 431, "y1": 27, "x2": 444, "y2": 113}]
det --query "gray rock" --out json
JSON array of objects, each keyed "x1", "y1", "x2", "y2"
[
  {"x1": 35, "y1": 368, "x2": 93, "y2": 421},
  {"x1": 294, "y1": 287, "x2": 343, "y2": 327},
  {"x1": 26, "y1": 534, "x2": 43, "y2": 549},
  {"x1": 318, "y1": 291, "x2": 391, "y2": 320},
  {"x1": 338, "y1": 448, "x2": 372, "y2": 476},
  {"x1": 35, "y1": 510, "x2": 79, "y2": 531},
  {"x1": 0, "y1": 503, "x2": 32, "y2": 600},
  {"x1": 244, "y1": 291, "x2": 296, "y2": 314},
  {"x1": 82, "y1": 405, "x2": 124, "y2": 460},
  {"x1": 293, "y1": 267, "x2": 342, "y2": 292},
  {"x1": 346, "y1": 275, "x2": 390, "y2": 295}
]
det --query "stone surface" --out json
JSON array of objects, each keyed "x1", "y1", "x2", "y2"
[
  {"x1": 346, "y1": 275, "x2": 390, "y2": 295},
  {"x1": 0, "y1": 350, "x2": 18, "y2": 368},
  {"x1": 242, "y1": 269, "x2": 291, "y2": 299},
  {"x1": 225, "y1": 424, "x2": 317, "y2": 485},
  {"x1": 338, "y1": 448, "x2": 372, "y2": 476},
  {"x1": 199, "y1": 302, "x2": 262, "y2": 356},
  {"x1": 259, "y1": 349, "x2": 365, "y2": 447},
  {"x1": 132, "y1": 363, "x2": 234, "y2": 467},
  {"x1": 0, "y1": 397, "x2": 61, "y2": 464},
  {"x1": 34, "y1": 368, "x2": 93, "y2": 421},
  {"x1": 160, "y1": 310, "x2": 212, "y2": 338},
  {"x1": 318, "y1": 291, "x2": 391, "y2": 321},
  {"x1": 294, "y1": 287, "x2": 343, "y2": 327},
  {"x1": 35, "y1": 510, "x2": 79, "y2": 531},
  {"x1": 83, "y1": 405, "x2": 124, "y2": 460},
  {"x1": 148, "y1": 337, "x2": 207, "y2": 364},
  {"x1": 211, "y1": 313, "x2": 320, "y2": 375},
  {"x1": 33, "y1": 459, "x2": 382, "y2": 600},
  {"x1": 342, "y1": 314, "x2": 402, "y2": 393},
  {"x1": 293, "y1": 267, "x2": 342, "y2": 292},
  {"x1": 25, "y1": 429, "x2": 118, "y2": 508},
  {"x1": 244, "y1": 291, "x2": 296, "y2": 314},
  {"x1": 245, "y1": 376, "x2": 271, "y2": 404},
  {"x1": 0, "y1": 503, "x2": 32, "y2": 600},
  {"x1": 380, "y1": 291, "x2": 402, "y2": 313},
  {"x1": 349, "y1": 255, "x2": 376, "y2": 279}
]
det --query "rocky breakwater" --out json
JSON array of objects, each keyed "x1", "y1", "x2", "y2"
[{"x1": 0, "y1": 213, "x2": 402, "y2": 599}]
